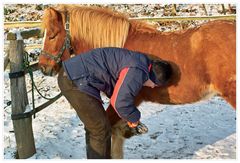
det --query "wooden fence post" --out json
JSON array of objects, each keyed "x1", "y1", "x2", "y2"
[
  {"x1": 221, "y1": 4, "x2": 226, "y2": 15},
  {"x1": 202, "y1": 4, "x2": 208, "y2": 16},
  {"x1": 9, "y1": 39, "x2": 36, "y2": 159},
  {"x1": 4, "y1": 52, "x2": 9, "y2": 70}
]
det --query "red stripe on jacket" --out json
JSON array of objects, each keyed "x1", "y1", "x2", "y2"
[
  {"x1": 148, "y1": 64, "x2": 152, "y2": 72},
  {"x1": 110, "y1": 68, "x2": 129, "y2": 118}
]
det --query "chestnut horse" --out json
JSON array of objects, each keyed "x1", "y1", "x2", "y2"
[{"x1": 39, "y1": 5, "x2": 236, "y2": 158}]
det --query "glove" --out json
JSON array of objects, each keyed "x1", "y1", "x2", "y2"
[
  {"x1": 127, "y1": 121, "x2": 139, "y2": 128},
  {"x1": 127, "y1": 121, "x2": 148, "y2": 135}
]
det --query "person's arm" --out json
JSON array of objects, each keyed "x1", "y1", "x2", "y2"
[{"x1": 110, "y1": 67, "x2": 147, "y2": 126}]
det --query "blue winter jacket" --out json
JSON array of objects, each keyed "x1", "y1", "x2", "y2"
[{"x1": 62, "y1": 47, "x2": 159, "y2": 123}]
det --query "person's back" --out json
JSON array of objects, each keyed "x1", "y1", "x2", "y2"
[
  {"x1": 85, "y1": 47, "x2": 150, "y2": 79},
  {"x1": 63, "y1": 47, "x2": 152, "y2": 100}
]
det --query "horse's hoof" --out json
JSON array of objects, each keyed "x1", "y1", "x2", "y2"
[
  {"x1": 123, "y1": 122, "x2": 148, "y2": 138},
  {"x1": 135, "y1": 122, "x2": 148, "y2": 134}
]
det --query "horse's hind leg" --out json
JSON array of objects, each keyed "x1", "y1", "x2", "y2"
[
  {"x1": 209, "y1": 55, "x2": 236, "y2": 108},
  {"x1": 206, "y1": 22, "x2": 236, "y2": 109},
  {"x1": 215, "y1": 76, "x2": 236, "y2": 109},
  {"x1": 208, "y1": 58, "x2": 236, "y2": 108}
]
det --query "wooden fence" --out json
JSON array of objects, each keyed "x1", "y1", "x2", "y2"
[
  {"x1": 4, "y1": 15, "x2": 236, "y2": 29},
  {"x1": 4, "y1": 13, "x2": 236, "y2": 159}
]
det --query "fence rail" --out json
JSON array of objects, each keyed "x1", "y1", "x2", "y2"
[
  {"x1": 132, "y1": 15, "x2": 236, "y2": 21},
  {"x1": 5, "y1": 21, "x2": 42, "y2": 29},
  {"x1": 7, "y1": 28, "x2": 42, "y2": 40},
  {"x1": 4, "y1": 15, "x2": 236, "y2": 29}
]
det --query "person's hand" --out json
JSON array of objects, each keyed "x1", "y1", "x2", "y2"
[{"x1": 127, "y1": 121, "x2": 139, "y2": 128}]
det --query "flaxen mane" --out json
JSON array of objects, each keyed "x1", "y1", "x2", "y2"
[
  {"x1": 42, "y1": 5, "x2": 160, "y2": 48},
  {"x1": 57, "y1": 5, "x2": 132, "y2": 48}
]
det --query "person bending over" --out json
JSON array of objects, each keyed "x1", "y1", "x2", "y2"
[{"x1": 58, "y1": 47, "x2": 173, "y2": 159}]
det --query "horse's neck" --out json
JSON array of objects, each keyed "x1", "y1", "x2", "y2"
[
  {"x1": 72, "y1": 31, "x2": 177, "y2": 61},
  {"x1": 71, "y1": 38, "x2": 91, "y2": 55},
  {"x1": 124, "y1": 30, "x2": 178, "y2": 61}
]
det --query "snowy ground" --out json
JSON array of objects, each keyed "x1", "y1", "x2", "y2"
[{"x1": 3, "y1": 70, "x2": 236, "y2": 159}]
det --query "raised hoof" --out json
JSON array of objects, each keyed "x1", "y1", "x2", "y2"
[
  {"x1": 123, "y1": 122, "x2": 148, "y2": 138},
  {"x1": 135, "y1": 122, "x2": 148, "y2": 134}
]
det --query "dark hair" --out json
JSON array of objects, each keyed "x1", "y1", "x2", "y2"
[{"x1": 152, "y1": 60, "x2": 173, "y2": 85}]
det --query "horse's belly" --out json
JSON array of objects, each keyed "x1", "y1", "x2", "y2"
[
  {"x1": 138, "y1": 83, "x2": 219, "y2": 105},
  {"x1": 168, "y1": 83, "x2": 219, "y2": 104}
]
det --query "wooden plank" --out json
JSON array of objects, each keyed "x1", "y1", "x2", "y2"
[
  {"x1": 131, "y1": 15, "x2": 236, "y2": 21},
  {"x1": 7, "y1": 28, "x2": 42, "y2": 40},
  {"x1": 4, "y1": 21, "x2": 41, "y2": 29},
  {"x1": 4, "y1": 44, "x2": 42, "y2": 51},
  {"x1": 25, "y1": 44, "x2": 42, "y2": 50},
  {"x1": 34, "y1": 93, "x2": 62, "y2": 114},
  {"x1": 202, "y1": 4, "x2": 208, "y2": 16},
  {"x1": 9, "y1": 40, "x2": 36, "y2": 159},
  {"x1": 222, "y1": 4, "x2": 226, "y2": 15},
  {"x1": 171, "y1": 4, "x2": 177, "y2": 16},
  {"x1": 228, "y1": 4, "x2": 235, "y2": 14},
  {"x1": 4, "y1": 15, "x2": 236, "y2": 29},
  {"x1": 4, "y1": 53, "x2": 9, "y2": 71}
]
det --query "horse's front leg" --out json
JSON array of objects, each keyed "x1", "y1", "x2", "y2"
[
  {"x1": 111, "y1": 135, "x2": 125, "y2": 159},
  {"x1": 106, "y1": 106, "x2": 125, "y2": 158},
  {"x1": 106, "y1": 106, "x2": 148, "y2": 159},
  {"x1": 111, "y1": 121, "x2": 125, "y2": 159}
]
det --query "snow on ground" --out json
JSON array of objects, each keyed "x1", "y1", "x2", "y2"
[
  {"x1": 3, "y1": 70, "x2": 236, "y2": 159},
  {"x1": 126, "y1": 98, "x2": 236, "y2": 159}
]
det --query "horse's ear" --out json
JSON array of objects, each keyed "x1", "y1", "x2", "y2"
[{"x1": 43, "y1": 7, "x2": 61, "y2": 38}]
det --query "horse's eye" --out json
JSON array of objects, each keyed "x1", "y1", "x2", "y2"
[{"x1": 49, "y1": 33, "x2": 57, "y2": 40}]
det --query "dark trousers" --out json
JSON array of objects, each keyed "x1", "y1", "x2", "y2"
[{"x1": 58, "y1": 68, "x2": 111, "y2": 159}]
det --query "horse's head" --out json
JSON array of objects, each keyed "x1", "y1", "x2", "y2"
[{"x1": 39, "y1": 7, "x2": 71, "y2": 76}]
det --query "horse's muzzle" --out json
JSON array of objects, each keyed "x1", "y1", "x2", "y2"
[{"x1": 40, "y1": 66, "x2": 54, "y2": 76}]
